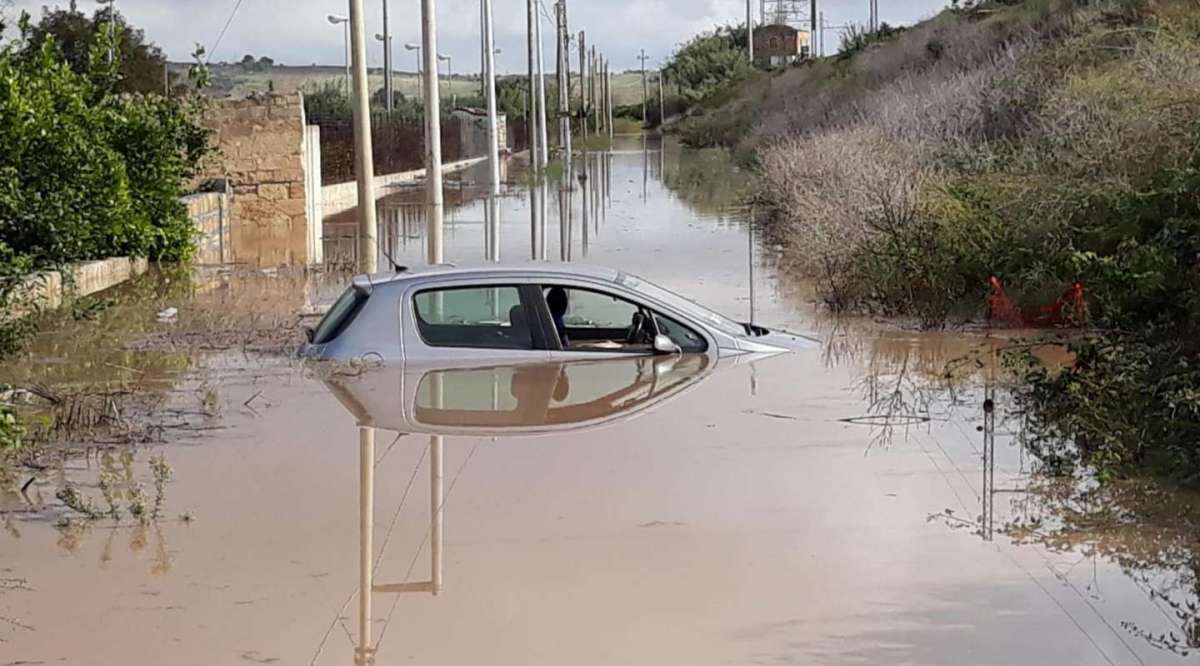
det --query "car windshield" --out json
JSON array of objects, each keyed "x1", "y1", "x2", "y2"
[{"x1": 615, "y1": 273, "x2": 747, "y2": 338}]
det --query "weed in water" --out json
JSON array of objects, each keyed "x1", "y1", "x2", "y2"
[
  {"x1": 56, "y1": 485, "x2": 102, "y2": 520},
  {"x1": 150, "y1": 454, "x2": 172, "y2": 520}
]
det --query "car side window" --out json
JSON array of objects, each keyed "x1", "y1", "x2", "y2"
[
  {"x1": 543, "y1": 285, "x2": 656, "y2": 353},
  {"x1": 413, "y1": 286, "x2": 534, "y2": 350},
  {"x1": 654, "y1": 312, "x2": 709, "y2": 353}
]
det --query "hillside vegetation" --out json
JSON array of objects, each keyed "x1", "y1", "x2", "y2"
[{"x1": 693, "y1": 0, "x2": 1200, "y2": 485}]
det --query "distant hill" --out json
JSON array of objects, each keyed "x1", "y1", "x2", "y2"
[{"x1": 175, "y1": 62, "x2": 649, "y2": 106}]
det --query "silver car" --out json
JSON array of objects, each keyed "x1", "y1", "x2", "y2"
[{"x1": 301, "y1": 263, "x2": 814, "y2": 365}]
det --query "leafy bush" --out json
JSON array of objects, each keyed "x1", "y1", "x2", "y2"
[{"x1": 0, "y1": 10, "x2": 212, "y2": 357}]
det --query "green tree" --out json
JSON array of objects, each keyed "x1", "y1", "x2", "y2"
[{"x1": 25, "y1": 3, "x2": 168, "y2": 95}]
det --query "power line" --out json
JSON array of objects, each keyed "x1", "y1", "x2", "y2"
[{"x1": 205, "y1": 0, "x2": 247, "y2": 63}]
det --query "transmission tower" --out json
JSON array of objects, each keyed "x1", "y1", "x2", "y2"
[{"x1": 760, "y1": 0, "x2": 811, "y2": 29}]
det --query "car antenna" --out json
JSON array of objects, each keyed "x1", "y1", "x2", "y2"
[{"x1": 378, "y1": 242, "x2": 408, "y2": 274}]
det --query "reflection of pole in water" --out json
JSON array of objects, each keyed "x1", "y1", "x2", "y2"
[
  {"x1": 748, "y1": 206, "x2": 756, "y2": 326},
  {"x1": 581, "y1": 155, "x2": 590, "y2": 257},
  {"x1": 642, "y1": 133, "x2": 648, "y2": 203},
  {"x1": 357, "y1": 426, "x2": 375, "y2": 666},
  {"x1": 981, "y1": 363, "x2": 996, "y2": 541},
  {"x1": 430, "y1": 433, "x2": 443, "y2": 594}
]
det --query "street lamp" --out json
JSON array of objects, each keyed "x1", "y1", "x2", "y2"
[
  {"x1": 375, "y1": 33, "x2": 394, "y2": 111},
  {"x1": 404, "y1": 42, "x2": 422, "y2": 101},
  {"x1": 327, "y1": 14, "x2": 350, "y2": 92},
  {"x1": 437, "y1": 53, "x2": 451, "y2": 108}
]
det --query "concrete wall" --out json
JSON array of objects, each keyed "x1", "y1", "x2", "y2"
[
  {"x1": 205, "y1": 93, "x2": 309, "y2": 266},
  {"x1": 183, "y1": 192, "x2": 231, "y2": 265},
  {"x1": 7, "y1": 259, "x2": 149, "y2": 319},
  {"x1": 452, "y1": 109, "x2": 508, "y2": 159},
  {"x1": 320, "y1": 156, "x2": 489, "y2": 218}
]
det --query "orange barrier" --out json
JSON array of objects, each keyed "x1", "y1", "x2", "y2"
[{"x1": 987, "y1": 277, "x2": 1088, "y2": 328}]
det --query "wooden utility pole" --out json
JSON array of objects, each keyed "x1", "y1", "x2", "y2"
[
  {"x1": 422, "y1": 0, "x2": 444, "y2": 264},
  {"x1": 578, "y1": 30, "x2": 587, "y2": 140},
  {"x1": 349, "y1": 0, "x2": 378, "y2": 273},
  {"x1": 638, "y1": 49, "x2": 649, "y2": 123}
]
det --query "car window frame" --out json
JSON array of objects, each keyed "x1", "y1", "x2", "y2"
[{"x1": 410, "y1": 282, "x2": 550, "y2": 351}]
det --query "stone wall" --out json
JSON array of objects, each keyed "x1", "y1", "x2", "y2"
[{"x1": 205, "y1": 93, "x2": 310, "y2": 266}]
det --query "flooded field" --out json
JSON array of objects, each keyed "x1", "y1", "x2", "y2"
[{"x1": 3, "y1": 135, "x2": 1198, "y2": 665}]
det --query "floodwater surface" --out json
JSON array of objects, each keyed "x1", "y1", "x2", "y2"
[{"x1": 2, "y1": 136, "x2": 1198, "y2": 665}]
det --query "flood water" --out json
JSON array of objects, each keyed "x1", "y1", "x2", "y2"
[{"x1": 3, "y1": 135, "x2": 1199, "y2": 665}]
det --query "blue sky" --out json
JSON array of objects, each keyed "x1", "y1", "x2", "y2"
[{"x1": 5, "y1": 0, "x2": 951, "y2": 71}]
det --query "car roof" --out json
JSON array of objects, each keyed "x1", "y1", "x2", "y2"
[{"x1": 359, "y1": 262, "x2": 623, "y2": 288}]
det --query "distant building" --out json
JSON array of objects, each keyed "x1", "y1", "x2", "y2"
[{"x1": 753, "y1": 24, "x2": 811, "y2": 67}]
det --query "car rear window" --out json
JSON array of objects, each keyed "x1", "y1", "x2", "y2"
[{"x1": 312, "y1": 287, "x2": 368, "y2": 344}]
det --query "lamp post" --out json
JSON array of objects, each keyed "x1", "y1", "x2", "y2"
[
  {"x1": 405, "y1": 42, "x2": 422, "y2": 101},
  {"x1": 328, "y1": 14, "x2": 350, "y2": 92},
  {"x1": 374, "y1": 33, "x2": 394, "y2": 111},
  {"x1": 437, "y1": 53, "x2": 452, "y2": 107}
]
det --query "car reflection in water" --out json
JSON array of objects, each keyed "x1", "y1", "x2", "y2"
[
  {"x1": 325, "y1": 353, "x2": 716, "y2": 437},
  {"x1": 321, "y1": 353, "x2": 730, "y2": 665}
]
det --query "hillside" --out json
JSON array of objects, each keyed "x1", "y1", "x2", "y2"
[
  {"x1": 685, "y1": 0, "x2": 1200, "y2": 485},
  {"x1": 175, "y1": 62, "x2": 649, "y2": 106}
]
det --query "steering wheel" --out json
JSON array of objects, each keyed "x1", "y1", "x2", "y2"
[{"x1": 625, "y1": 312, "x2": 655, "y2": 345}]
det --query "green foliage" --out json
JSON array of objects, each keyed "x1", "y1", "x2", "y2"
[
  {"x1": 663, "y1": 24, "x2": 752, "y2": 104},
  {"x1": 0, "y1": 9, "x2": 212, "y2": 357},
  {"x1": 0, "y1": 403, "x2": 24, "y2": 451},
  {"x1": 25, "y1": 4, "x2": 169, "y2": 95}
]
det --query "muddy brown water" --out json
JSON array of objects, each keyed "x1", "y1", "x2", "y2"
[{"x1": 2, "y1": 135, "x2": 1198, "y2": 664}]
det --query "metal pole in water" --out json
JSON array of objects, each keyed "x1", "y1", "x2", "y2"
[
  {"x1": 349, "y1": 0, "x2": 379, "y2": 274},
  {"x1": 422, "y1": 0, "x2": 444, "y2": 264},
  {"x1": 483, "y1": 0, "x2": 501, "y2": 262},
  {"x1": 534, "y1": 0, "x2": 549, "y2": 167}
]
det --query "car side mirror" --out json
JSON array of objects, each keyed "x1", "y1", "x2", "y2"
[{"x1": 653, "y1": 334, "x2": 681, "y2": 355}]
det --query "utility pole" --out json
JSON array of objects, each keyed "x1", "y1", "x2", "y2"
[
  {"x1": 527, "y1": 0, "x2": 540, "y2": 260},
  {"x1": 483, "y1": 0, "x2": 501, "y2": 262},
  {"x1": 422, "y1": 0, "x2": 444, "y2": 264},
  {"x1": 638, "y1": 49, "x2": 649, "y2": 124},
  {"x1": 747, "y1": 0, "x2": 754, "y2": 64},
  {"x1": 813, "y1": 0, "x2": 819, "y2": 48},
  {"x1": 556, "y1": 1, "x2": 571, "y2": 157},
  {"x1": 658, "y1": 69, "x2": 665, "y2": 127},
  {"x1": 527, "y1": 0, "x2": 538, "y2": 162},
  {"x1": 578, "y1": 31, "x2": 587, "y2": 141},
  {"x1": 349, "y1": 0, "x2": 378, "y2": 274},
  {"x1": 534, "y1": 0, "x2": 549, "y2": 167},
  {"x1": 605, "y1": 57, "x2": 613, "y2": 139},
  {"x1": 382, "y1": 0, "x2": 392, "y2": 111},
  {"x1": 590, "y1": 46, "x2": 598, "y2": 135}
]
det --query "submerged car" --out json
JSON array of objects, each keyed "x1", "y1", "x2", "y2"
[{"x1": 301, "y1": 263, "x2": 814, "y2": 365}]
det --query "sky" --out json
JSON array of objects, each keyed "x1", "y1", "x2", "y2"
[{"x1": 5, "y1": 0, "x2": 950, "y2": 72}]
